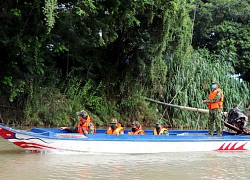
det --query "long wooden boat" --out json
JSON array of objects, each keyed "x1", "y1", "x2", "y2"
[{"x1": 1, "y1": 124, "x2": 250, "y2": 154}]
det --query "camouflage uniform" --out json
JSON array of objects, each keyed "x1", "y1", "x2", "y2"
[
  {"x1": 208, "y1": 109, "x2": 222, "y2": 135},
  {"x1": 207, "y1": 90, "x2": 223, "y2": 136}
]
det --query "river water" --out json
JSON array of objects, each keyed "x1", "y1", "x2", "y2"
[{"x1": 1, "y1": 138, "x2": 250, "y2": 180}]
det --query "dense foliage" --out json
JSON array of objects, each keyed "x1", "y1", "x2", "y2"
[
  {"x1": 0, "y1": 0, "x2": 249, "y2": 128},
  {"x1": 192, "y1": 0, "x2": 250, "y2": 82}
]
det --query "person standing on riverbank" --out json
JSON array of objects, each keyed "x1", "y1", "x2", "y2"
[{"x1": 203, "y1": 82, "x2": 224, "y2": 136}]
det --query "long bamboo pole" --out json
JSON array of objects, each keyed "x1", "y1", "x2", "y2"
[
  {"x1": 146, "y1": 98, "x2": 210, "y2": 113},
  {"x1": 146, "y1": 98, "x2": 229, "y2": 115}
]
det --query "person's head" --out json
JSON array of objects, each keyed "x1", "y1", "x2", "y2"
[
  {"x1": 211, "y1": 82, "x2": 219, "y2": 89},
  {"x1": 155, "y1": 121, "x2": 162, "y2": 130},
  {"x1": 131, "y1": 121, "x2": 140, "y2": 132},
  {"x1": 77, "y1": 110, "x2": 88, "y2": 122},
  {"x1": 110, "y1": 118, "x2": 118, "y2": 130}
]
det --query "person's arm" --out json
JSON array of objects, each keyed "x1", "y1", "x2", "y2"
[{"x1": 60, "y1": 126, "x2": 78, "y2": 133}]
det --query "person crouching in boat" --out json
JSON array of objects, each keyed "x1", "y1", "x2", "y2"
[
  {"x1": 128, "y1": 120, "x2": 145, "y2": 135},
  {"x1": 60, "y1": 110, "x2": 96, "y2": 135},
  {"x1": 106, "y1": 118, "x2": 124, "y2": 135},
  {"x1": 153, "y1": 121, "x2": 169, "y2": 135}
]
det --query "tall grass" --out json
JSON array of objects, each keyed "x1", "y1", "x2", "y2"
[
  {"x1": 23, "y1": 85, "x2": 69, "y2": 127},
  {"x1": 162, "y1": 49, "x2": 250, "y2": 129},
  {"x1": 22, "y1": 73, "x2": 159, "y2": 127},
  {"x1": 23, "y1": 76, "x2": 118, "y2": 127}
]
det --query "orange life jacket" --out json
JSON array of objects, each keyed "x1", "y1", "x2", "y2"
[
  {"x1": 128, "y1": 125, "x2": 146, "y2": 135},
  {"x1": 106, "y1": 123, "x2": 124, "y2": 134},
  {"x1": 207, "y1": 88, "x2": 224, "y2": 110},
  {"x1": 77, "y1": 115, "x2": 96, "y2": 134},
  {"x1": 153, "y1": 127, "x2": 168, "y2": 135}
]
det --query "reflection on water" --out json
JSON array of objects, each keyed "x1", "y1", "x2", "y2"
[{"x1": 1, "y1": 137, "x2": 250, "y2": 180}]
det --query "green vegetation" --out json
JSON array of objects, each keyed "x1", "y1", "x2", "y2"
[
  {"x1": 193, "y1": 0, "x2": 250, "y2": 82},
  {"x1": 163, "y1": 49, "x2": 249, "y2": 129},
  {"x1": 0, "y1": 0, "x2": 249, "y2": 129}
]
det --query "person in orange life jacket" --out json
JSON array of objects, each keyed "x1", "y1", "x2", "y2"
[
  {"x1": 60, "y1": 110, "x2": 95, "y2": 135},
  {"x1": 153, "y1": 121, "x2": 169, "y2": 135},
  {"x1": 128, "y1": 120, "x2": 146, "y2": 135},
  {"x1": 203, "y1": 82, "x2": 224, "y2": 136},
  {"x1": 106, "y1": 118, "x2": 124, "y2": 135}
]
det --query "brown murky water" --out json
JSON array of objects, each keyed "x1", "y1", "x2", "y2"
[{"x1": 0, "y1": 138, "x2": 250, "y2": 180}]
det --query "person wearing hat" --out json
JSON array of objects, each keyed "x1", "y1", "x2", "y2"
[
  {"x1": 203, "y1": 82, "x2": 224, "y2": 136},
  {"x1": 153, "y1": 121, "x2": 169, "y2": 135},
  {"x1": 128, "y1": 120, "x2": 146, "y2": 135},
  {"x1": 106, "y1": 118, "x2": 124, "y2": 135},
  {"x1": 60, "y1": 110, "x2": 96, "y2": 135}
]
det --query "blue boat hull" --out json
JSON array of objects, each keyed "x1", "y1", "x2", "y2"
[{"x1": 0, "y1": 125, "x2": 249, "y2": 153}]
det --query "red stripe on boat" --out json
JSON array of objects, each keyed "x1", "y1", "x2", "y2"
[
  {"x1": 13, "y1": 141, "x2": 57, "y2": 150},
  {"x1": 217, "y1": 142, "x2": 247, "y2": 151}
]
